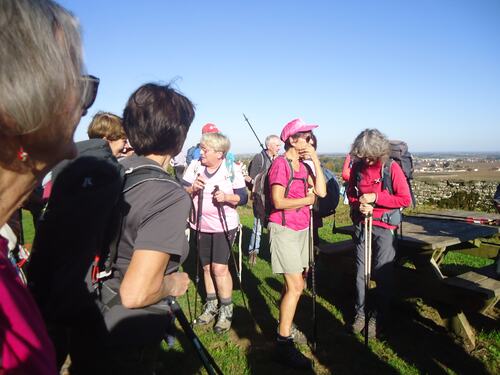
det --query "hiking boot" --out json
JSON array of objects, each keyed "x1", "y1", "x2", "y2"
[
  {"x1": 275, "y1": 338, "x2": 312, "y2": 370},
  {"x1": 214, "y1": 303, "x2": 233, "y2": 334},
  {"x1": 363, "y1": 316, "x2": 377, "y2": 339},
  {"x1": 195, "y1": 299, "x2": 218, "y2": 325},
  {"x1": 277, "y1": 322, "x2": 307, "y2": 344},
  {"x1": 350, "y1": 314, "x2": 365, "y2": 334}
]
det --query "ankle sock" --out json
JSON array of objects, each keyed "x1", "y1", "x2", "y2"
[
  {"x1": 276, "y1": 333, "x2": 292, "y2": 343},
  {"x1": 206, "y1": 293, "x2": 217, "y2": 303},
  {"x1": 220, "y1": 297, "x2": 232, "y2": 306}
]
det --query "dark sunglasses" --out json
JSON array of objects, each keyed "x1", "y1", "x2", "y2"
[
  {"x1": 296, "y1": 132, "x2": 312, "y2": 143},
  {"x1": 81, "y1": 75, "x2": 99, "y2": 113}
]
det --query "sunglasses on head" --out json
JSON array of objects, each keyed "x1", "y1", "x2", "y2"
[{"x1": 80, "y1": 75, "x2": 99, "y2": 114}]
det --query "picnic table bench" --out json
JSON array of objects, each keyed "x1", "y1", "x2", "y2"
[{"x1": 318, "y1": 210, "x2": 500, "y2": 349}]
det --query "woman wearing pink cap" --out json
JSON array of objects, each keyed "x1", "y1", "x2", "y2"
[{"x1": 268, "y1": 118, "x2": 326, "y2": 369}]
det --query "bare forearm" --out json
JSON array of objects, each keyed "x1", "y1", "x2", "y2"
[
  {"x1": 311, "y1": 157, "x2": 327, "y2": 198},
  {"x1": 273, "y1": 196, "x2": 312, "y2": 210},
  {"x1": 120, "y1": 250, "x2": 189, "y2": 309},
  {"x1": 222, "y1": 193, "x2": 240, "y2": 205}
]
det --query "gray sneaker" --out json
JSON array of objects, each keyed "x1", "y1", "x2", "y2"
[
  {"x1": 350, "y1": 314, "x2": 365, "y2": 334},
  {"x1": 214, "y1": 303, "x2": 233, "y2": 334},
  {"x1": 277, "y1": 322, "x2": 307, "y2": 344},
  {"x1": 195, "y1": 300, "x2": 218, "y2": 325}
]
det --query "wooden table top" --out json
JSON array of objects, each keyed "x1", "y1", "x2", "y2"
[
  {"x1": 336, "y1": 213, "x2": 500, "y2": 251},
  {"x1": 399, "y1": 215, "x2": 499, "y2": 250}
]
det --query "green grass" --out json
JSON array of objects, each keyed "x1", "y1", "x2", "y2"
[
  {"x1": 165, "y1": 203, "x2": 499, "y2": 374},
  {"x1": 20, "y1": 205, "x2": 500, "y2": 374}
]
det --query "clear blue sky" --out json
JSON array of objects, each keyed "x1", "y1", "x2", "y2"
[{"x1": 60, "y1": 0, "x2": 500, "y2": 154}]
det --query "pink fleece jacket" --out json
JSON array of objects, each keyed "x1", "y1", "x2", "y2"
[{"x1": 0, "y1": 236, "x2": 57, "y2": 375}]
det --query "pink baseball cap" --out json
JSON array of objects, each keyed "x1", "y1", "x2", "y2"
[
  {"x1": 202, "y1": 123, "x2": 219, "y2": 134},
  {"x1": 280, "y1": 118, "x2": 318, "y2": 142}
]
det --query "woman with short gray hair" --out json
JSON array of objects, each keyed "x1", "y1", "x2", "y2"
[
  {"x1": 347, "y1": 129, "x2": 411, "y2": 338},
  {"x1": 183, "y1": 130, "x2": 248, "y2": 334}
]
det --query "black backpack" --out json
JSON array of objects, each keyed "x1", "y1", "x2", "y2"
[
  {"x1": 388, "y1": 140, "x2": 416, "y2": 207},
  {"x1": 316, "y1": 166, "x2": 340, "y2": 218},
  {"x1": 27, "y1": 140, "x2": 173, "y2": 323}
]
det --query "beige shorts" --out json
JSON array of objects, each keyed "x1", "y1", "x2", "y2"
[{"x1": 268, "y1": 222, "x2": 309, "y2": 274}]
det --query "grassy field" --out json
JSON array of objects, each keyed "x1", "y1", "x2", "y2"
[
  {"x1": 163, "y1": 204, "x2": 498, "y2": 374},
  {"x1": 22, "y1": 204, "x2": 499, "y2": 375}
]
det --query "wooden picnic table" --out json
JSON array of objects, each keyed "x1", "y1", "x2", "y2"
[{"x1": 333, "y1": 210, "x2": 500, "y2": 349}]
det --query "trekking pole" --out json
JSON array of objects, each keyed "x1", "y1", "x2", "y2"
[
  {"x1": 418, "y1": 212, "x2": 496, "y2": 225},
  {"x1": 242, "y1": 114, "x2": 272, "y2": 163},
  {"x1": 249, "y1": 217, "x2": 260, "y2": 267},
  {"x1": 193, "y1": 182, "x2": 204, "y2": 325},
  {"x1": 363, "y1": 212, "x2": 373, "y2": 347},
  {"x1": 309, "y1": 205, "x2": 317, "y2": 352},
  {"x1": 18, "y1": 208, "x2": 25, "y2": 246},
  {"x1": 213, "y1": 186, "x2": 241, "y2": 283},
  {"x1": 238, "y1": 223, "x2": 243, "y2": 283},
  {"x1": 166, "y1": 298, "x2": 224, "y2": 375},
  {"x1": 213, "y1": 185, "x2": 250, "y2": 311}
]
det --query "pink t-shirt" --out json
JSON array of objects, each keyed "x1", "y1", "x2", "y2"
[
  {"x1": 0, "y1": 236, "x2": 57, "y2": 375},
  {"x1": 183, "y1": 160, "x2": 246, "y2": 233},
  {"x1": 268, "y1": 156, "x2": 311, "y2": 231}
]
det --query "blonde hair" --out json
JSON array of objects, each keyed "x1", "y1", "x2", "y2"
[
  {"x1": 350, "y1": 128, "x2": 390, "y2": 162},
  {"x1": 0, "y1": 0, "x2": 85, "y2": 137},
  {"x1": 87, "y1": 112, "x2": 125, "y2": 141},
  {"x1": 201, "y1": 132, "x2": 230, "y2": 155}
]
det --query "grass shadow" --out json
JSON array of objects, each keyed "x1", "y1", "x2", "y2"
[
  {"x1": 381, "y1": 299, "x2": 494, "y2": 374},
  {"x1": 264, "y1": 275, "x2": 401, "y2": 374}
]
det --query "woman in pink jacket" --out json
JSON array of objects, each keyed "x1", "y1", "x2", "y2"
[{"x1": 347, "y1": 129, "x2": 411, "y2": 339}]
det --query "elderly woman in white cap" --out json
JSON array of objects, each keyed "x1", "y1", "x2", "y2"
[{"x1": 268, "y1": 118, "x2": 326, "y2": 369}]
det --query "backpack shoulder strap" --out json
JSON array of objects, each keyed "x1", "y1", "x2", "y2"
[
  {"x1": 351, "y1": 160, "x2": 362, "y2": 190},
  {"x1": 123, "y1": 164, "x2": 179, "y2": 192},
  {"x1": 101, "y1": 165, "x2": 179, "y2": 277},
  {"x1": 283, "y1": 157, "x2": 295, "y2": 197},
  {"x1": 276, "y1": 157, "x2": 296, "y2": 226},
  {"x1": 381, "y1": 160, "x2": 394, "y2": 195}
]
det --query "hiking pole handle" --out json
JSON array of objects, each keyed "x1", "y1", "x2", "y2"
[{"x1": 243, "y1": 113, "x2": 272, "y2": 163}]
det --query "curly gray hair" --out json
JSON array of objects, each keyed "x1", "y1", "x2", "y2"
[{"x1": 350, "y1": 128, "x2": 390, "y2": 162}]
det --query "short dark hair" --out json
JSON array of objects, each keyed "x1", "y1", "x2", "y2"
[{"x1": 123, "y1": 83, "x2": 195, "y2": 156}]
